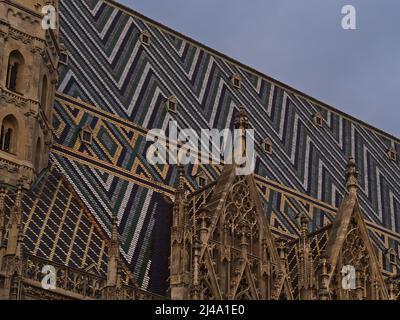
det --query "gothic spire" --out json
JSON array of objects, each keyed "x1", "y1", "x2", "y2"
[
  {"x1": 234, "y1": 107, "x2": 250, "y2": 166},
  {"x1": 173, "y1": 165, "x2": 188, "y2": 228},
  {"x1": 107, "y1": 213, "x2": 121, "y2": 287},
  {"x1": 299, "y1": 212, "x2": 309, "y2": 239},
  {"x1": 12, "y1": 183, "x2": 23, "y2": 221},
  {"x1": 319, "y1": 255, "x2": 330, "y2": 300},
  {"x1": 298, "y1": 213, "x2": 315, "y2": 299},
  {"x1": 176, "y1": 164, "x2": 186, "y2": 197},
  {"x1": 110, "y1": 214, "x2": 120, "y2": 259},
  {"x1": 234, "y1": 106, "x2": 249, "y2": 131},
  {"x1": 6, "y1": 181, "x2": 24, "y2": 256}
]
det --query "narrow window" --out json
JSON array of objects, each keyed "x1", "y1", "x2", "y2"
[
  {"x1": 231, "y1": 74, "x2": 242, "y2": 89},
  {"x1": 313, "y1": 112, "x2": 324, "y2": 127},
  {"x1": 140, "y1": 31, "x2": 151, "y2": 45},
  {"x1": 7, "y1": 62, "x2": 19, "y2": 92},
  {"x1": 3, "y1": 128, "x2": 12, "y2": 152},
  {"x1": 0, "y1": 115, "x2": 18, "y2": 154},
  {"x1": 387, "y1": 148, "x2": 397, "y2": 161},
  {"x1": 59, "y1": 44, "x2": 69, "y2": 66},
  {"x1": 80, "y1": 126, "x2": 93, "y2": 144},
  {"x1": 166, "y1": 96, "x2": 178, "y2": 114},
  {"x1": 6, "y1": 50, "x2": 25, "y2": 94},
  {"x1": 261, "y1": 138, "x2": 273, "y2": 155},
  {"x1": 197, "y1": 176, "x2": 207, "y2": 188},
  {"x1": 388, "y1": 247, "x2": 397, "y2": 265}
]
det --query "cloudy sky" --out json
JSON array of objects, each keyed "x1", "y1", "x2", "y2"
[{"x1": 120, "y1": 0, "x2": 400, "y2": 137}]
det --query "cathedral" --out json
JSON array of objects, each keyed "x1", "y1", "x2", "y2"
[{"x1": 0, "y1": 0, "x2": 399, "y2": 300}]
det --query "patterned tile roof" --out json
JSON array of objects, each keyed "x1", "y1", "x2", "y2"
[
  {"x1": 2, "y1": 164, "x2": 136, "y2": 286},
  {"x1": 48, "y1": 0, "x2": 400, "y2": 294},
  {"x1": 2, "y1": 165, "x2": 108, "y2": 275}
]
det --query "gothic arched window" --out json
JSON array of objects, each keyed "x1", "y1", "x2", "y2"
[
  {"x1": 0, "y1": 115, "x2": 18, "y2": 154},
  {"x1": 6, "y1": 50, "x2": 25, "y2": 94}
]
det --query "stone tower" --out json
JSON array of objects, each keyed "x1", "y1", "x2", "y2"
[{"x1": 0, "y1": 0, "x2": 60, "y2": 189}]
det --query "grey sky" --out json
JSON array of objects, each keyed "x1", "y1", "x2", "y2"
[{"x1": 120, "y1": 0, "x2": 400, "y2": 137}]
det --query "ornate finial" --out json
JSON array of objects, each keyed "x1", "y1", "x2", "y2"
[
  {"x1": 234, "y1": 107, "x2": 251, "y2": 165},
  {"x1": 319, "y1": 254, "x2": 328, "y2": 272},
  {"x1": 277, "y1": 238, "x2": 287, "y2": 260},
  {"x1": 177, "y1": 165, "x2": 186, "y2": 192},
  {"x1": 318, "y1": 254, "x2": 330, "y2": 300},
  {"x1": 15, "y1": 180, "x2": 23, "y2": 208},
  {"x1": 112, "y1": 213, "x2": 118, "y2": 229},
  {"x1": 173, "y1": 165, "x2": 188, "y2": 228},
  {"x1": 198, "y1": 204, "x2": 210, "y2": 244},
  {"x1": 192, "y1": 234, "x2": 202, "y2": 300},
  {"x1": 388, "y1": 277, "x2": 398, "y2": 300},
  {"x1": 299, "y1": 213, "x2": 309, "y2": 237},
  {"x1": 110, "y1": 213, "x2": 119, "y2": 257},
  {"x1": 107, "y1": 213, "x2": 121, "y2": 288},
  {"x1": 234, "y1": 106, "x2": 249, "y2": 131},
  {"x1": 15, "y1": 223, "x2": 24, "y2": 258},
  {"x1": 5, "y1": 182, "x2": 25, "y2": 256},
  {"x1": 174, "y1": 165, "x2": 188, "y2": 205},
  {"x1": 178, "y1": 164, "x2": 185, "y2": 176},
  {"x1": 10, "y1": 181, "x2": 24, "y2": 225},
  {"x1": 346, "y1": 157, "x2": 358, "y2": 194}
]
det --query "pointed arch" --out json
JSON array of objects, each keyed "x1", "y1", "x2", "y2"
[
  {"x1": 6, "y1": 50, "x2": 25, "y2": 94},
  {"x1": 324, "y1": 196, "x2": 389, "y2": 300},
  {"x1": 0, "y1": 115, "x2": 18, "y2": 154},
  {"x1": 192, "y1": 165, "x2": 293, "y2": 300}
]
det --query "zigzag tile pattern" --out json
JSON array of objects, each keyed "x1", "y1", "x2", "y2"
[
  {"x1": 50, "y1": 151, "x2": 171, "y2": 290},
  {"x1": 52, "y1": 0, "x2": 400, "y2": 291}
]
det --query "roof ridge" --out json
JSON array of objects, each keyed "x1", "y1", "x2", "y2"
[{"x1": 105, "y1": 0, "x2": 399, "y2": 143}]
